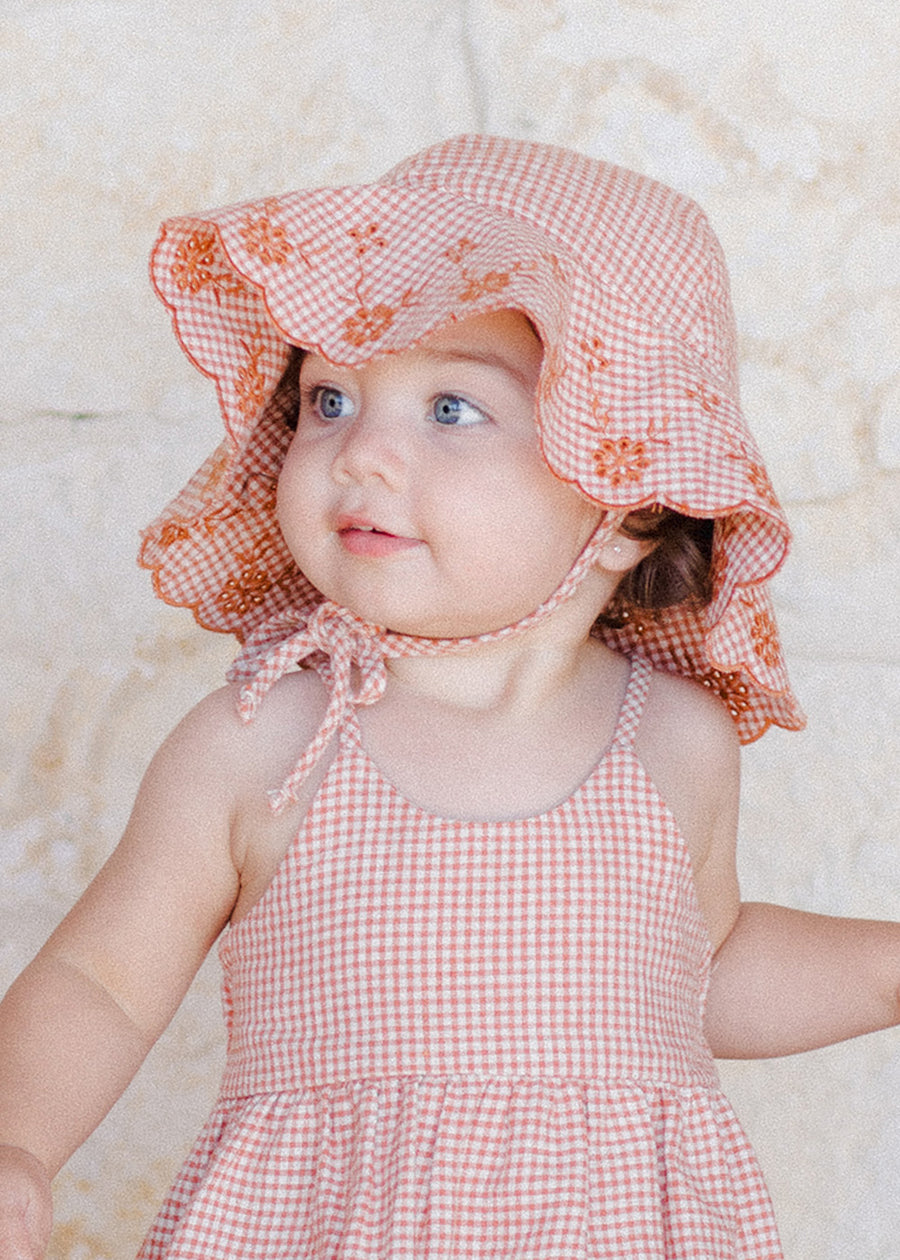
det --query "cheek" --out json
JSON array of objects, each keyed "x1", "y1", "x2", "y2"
[
  {"x1": 505, "y1": 460, "x2": 603, "y2": 556},
  {"x1": 276, "y1": 442, "x2": 319, "y2": 558}
]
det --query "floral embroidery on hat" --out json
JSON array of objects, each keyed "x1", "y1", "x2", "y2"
[
  {"x1": 457, "y1": 269, "x2": 517, "y2": 303},
  {"x1": 728, "y1": 448, "x2": 780, "y2": 511},
  {"x1": 443, "y1": 238, "x2": 477, "y2": 266},
  {"x1": 444, "y1": 236, "x2": 520, "y2": 304},
  {"x1": 746, "y1": 462, "x2": 780, "y2": 510},
  {"x1": 582, "y1": 336, "x2": 612, "y2": 376},
  {"x1": 341, "y1": 287, "x2": 418, "y2": 349},
  {"x1": 239, "y1": 202, "x2": 294, "y2": 267},
  {"x1": 235, "y1": 335, "x2": 270, "y2": 421},
  {"x1": 158, "y1": 520, "x2": 192, "y2": 548},
  {"x1": 217, "y1": 549, "x2": 292, "y2": 619},
  {"x1": 592, "y1": 435, "x2": 651, "y2": 487},
  {"x1": 686, "y1": 382, "x2": 722, "y2": 414},
  {"x1": 537, "y1": 345, "x2": 566, "y2": 404},
  {"x1": 708, "y1": 517, "x2": 737, "y2": 592},
  {"x1": 198, "y1": 498, "x2": 254, "y2": 537},
  {"x1": 342, "y1": 302, "x2": 398, "y2": 347},
  {"x1": 170, "y1": 229, "x2": 249, "y2": 300},
  {"x1": 543, "y1": 251, "x2": 569, "y2": 288},
  {"x1": 749, "y1": 604, "x2": 781, "y2": 668},
  {"x1": 700, "y1": 668, "x2": 752, "y2": 717},
  {"x1": 335, "y1": 223, "x2": 416, "y2": 348},
  {"x1": 347, "y1": 223, "x2": 388, "y2": 256},
  {"x1": 198, "y1": 445, "x2": 233, "y2": 504},
  {"x1": 588, "y1": 410, "x2": 669, "y2": 488},
  {"x1": 144, "y1": 135, "x2": 805, "y2": 744},
  {"x1": 156, "y1": 472, "x2": 278, "y2": 553},
  {"x1": 153, "y1": 505, "x2": 225, "y2": 550}
]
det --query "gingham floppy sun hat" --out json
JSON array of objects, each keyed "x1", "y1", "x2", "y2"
[{"x1": 141, "y1": 133, "x2": 804, "y2": 802}]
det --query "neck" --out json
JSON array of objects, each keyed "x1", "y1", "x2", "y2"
[
  {"x1": 381, "y1": 563, "x2": 618, "y2": 715},
  {"x1": 357, "y1": 573, "x2": 630, "y2": 822}
]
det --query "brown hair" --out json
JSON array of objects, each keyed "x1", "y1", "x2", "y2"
[
  {"x1": 602, "y1": 507, "x2": 714, "y2": 619},
  {"x1": 280, "y1": 346, "x2": 305, "y2": 430}
]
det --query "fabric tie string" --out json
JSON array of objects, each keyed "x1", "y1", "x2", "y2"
[
  {"x1": 229, "y1": 512, "x2": 626, "y2": 812},
  {"x1": 234, "y1": 602, "x2": 390, "y2": 813}
]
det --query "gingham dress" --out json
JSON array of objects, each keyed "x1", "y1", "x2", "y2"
[{"x1": 137, "y1": 657, "x2": 783, "y2": 1258}]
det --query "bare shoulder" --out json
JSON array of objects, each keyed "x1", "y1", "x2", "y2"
[
  {"x1": 195, "y1": 668, "x2": 332, "y2": 921},
  {"x1": 636, "y1": 667, "x2": 739, "y2": 770},
  {"x1": 633, "y1": 667, "x2": 741, "y2": 870},
  {"x1": 161, "y1": 666, "x2": 329, "y2": 803},
  {"x1": 126, "y1": 665, "x2": 330, "y2": 896}
]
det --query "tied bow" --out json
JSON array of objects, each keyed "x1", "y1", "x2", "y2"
[{"x1": 230, "y1": 601, "x2": 390, "y2": 813}]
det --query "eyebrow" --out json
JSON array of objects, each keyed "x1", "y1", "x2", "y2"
[{"x1": 413, "y1": 345, "x2": 541, "y2": 394}]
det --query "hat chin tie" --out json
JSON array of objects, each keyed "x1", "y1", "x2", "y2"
[{"x1": 230, "y1": 512, "x2": 626, "y2": 813}]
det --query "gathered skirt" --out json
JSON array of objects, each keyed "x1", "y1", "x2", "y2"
[{"x1": 137, "y1": 1075, "x2": 782, "y2": 1259}]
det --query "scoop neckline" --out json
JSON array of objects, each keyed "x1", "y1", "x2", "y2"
[{"x1": 344, "y1": 655, "x2": 650, "y2": 826}]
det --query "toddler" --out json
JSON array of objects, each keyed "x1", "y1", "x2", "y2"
[{"x1": 1, "y1": 134, "x2": 898, "y2": 1259}]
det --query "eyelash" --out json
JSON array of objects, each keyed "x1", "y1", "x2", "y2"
[
  {"x1": 430, "y1": 395, "x2": 487, "y2": 427},
  {"x1": 303, "y1": 385, "x2": 353, "y2": 421},
  {"x1": 300, "y1": 386, "x2": 489, "y2": 428}
]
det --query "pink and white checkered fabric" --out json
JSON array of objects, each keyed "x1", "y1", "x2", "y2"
[
  {"x1": 139, "y1": 134, "x2": 804, "y2": 745},
  {"x1": 137, "y1": 659, "x2": 784, "y2": 1258}
]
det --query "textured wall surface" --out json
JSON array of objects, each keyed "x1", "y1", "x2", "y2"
[{"x1": 2, "y1": 1, "x2": 898, "y2": 1256}]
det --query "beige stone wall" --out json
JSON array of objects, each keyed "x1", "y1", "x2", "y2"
[{"x1": 2, "y1": 1, "x2": 898, "y2": 1256}]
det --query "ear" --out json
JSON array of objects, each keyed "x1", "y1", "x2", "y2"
[{"x1": 595, "y1": 528, "x2": 658, "y2": 575}]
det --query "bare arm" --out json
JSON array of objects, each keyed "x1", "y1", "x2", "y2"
[
  {"x1": 0, "y1": 688, "x2": 245, "y2": 1255},
  {"x1": 706, "y1": 902, "x2": 900, "y2": 1058}
]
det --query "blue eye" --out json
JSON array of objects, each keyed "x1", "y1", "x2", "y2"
[
  {"x1": 312, "y1": 386, "x2": 353, "y2": 421},
  {"x1": 431, "y1": 394, "x2": 486, "y2": 426}
]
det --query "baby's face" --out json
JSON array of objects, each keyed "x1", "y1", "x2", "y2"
[{"x1": 276, "y1": 308, "x2": 603, "y2": 638}]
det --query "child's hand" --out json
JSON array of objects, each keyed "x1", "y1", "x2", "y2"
[{"x1": 0, "y1": 1146, "x2": 51, "y2": 1260}]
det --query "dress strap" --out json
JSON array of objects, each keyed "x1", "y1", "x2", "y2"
[{"x1": 610, "y1": 654, "x2": 654, "y2": 749}]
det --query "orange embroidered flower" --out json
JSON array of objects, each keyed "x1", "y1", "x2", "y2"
[
  {"x1": 700, "y1": 669, "x2": 752, "y2": 717},
  {"x1": 750, "y1": 609, "x2": 780, "y2": 668},
  {"x1": 581, "y1": 336, "x2": 611, "y2": 375},
  {"x1": 686, "y1": 382, "x2": 721, "y2": 413},
  {"x1": 444, "y1": 238, "x2": 477, "y2": 265},
  {"x1": 239, "y1": 212, "x2": 293, "y2": 267},
  {"x1": 218, "y1": 557, "x2": 274, "y2": 617},
  {"x1": 343, "y1": 303, "x2": 397, "y2": 347},
  {"x1": 235, "y1": 338, "x2": 268, "y2": 420},
  {"x1": 348, "y1": 224, "x2": 388, "y2": 256},
  {"x1": 457, "y1": 270, "x2": 512, "y2": 302},
  {"x1": 158, "y1": 520, "x2": 192, "y2": 547},
  {"x1": 170, "y1": 230, "x2": 218, "y2": 293},
  {"x1": 170, "y1": 230, "x2": 245, "y2": 298},
  {"x1": 592, "y1": 436, "x2": 651, "y2": 486}
]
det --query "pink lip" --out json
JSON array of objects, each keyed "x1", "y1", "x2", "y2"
[{"x1": 335, "y1": 516, "x2": 421, "y2": 558}]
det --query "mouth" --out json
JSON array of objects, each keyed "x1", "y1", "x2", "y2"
[{"x1": 335, "y1": 516, "x2": 421, "y2": 557}]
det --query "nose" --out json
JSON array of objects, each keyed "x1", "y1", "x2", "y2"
[{"x1": 331, "y1": 408, "x2": 408, "y2": 488}]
